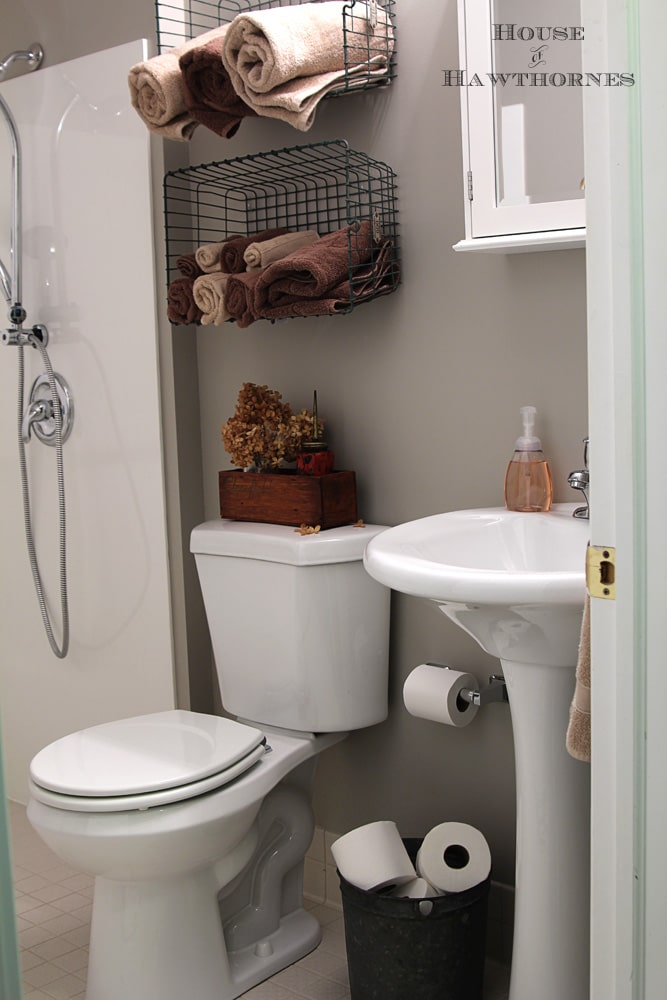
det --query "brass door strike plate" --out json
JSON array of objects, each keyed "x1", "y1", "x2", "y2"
[{"x1": 586, "y1": 544, "x2": 616, "y2": 600}]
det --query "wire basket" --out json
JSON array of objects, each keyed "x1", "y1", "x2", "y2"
[
  {"x1": 154, "y1": 0, "x2": 396, "y2": 94},
  {"x1": 163, "y1": 139, "x2": 400, "y2": 321}
]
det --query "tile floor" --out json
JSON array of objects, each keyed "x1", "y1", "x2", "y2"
[{"x1": 8, "y1": 800, "x2": 509, "y2": 1000}]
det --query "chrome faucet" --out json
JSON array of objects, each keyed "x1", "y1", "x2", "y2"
[{"x1": 568, "y1": 437, "x2": 590, "y2": 519}]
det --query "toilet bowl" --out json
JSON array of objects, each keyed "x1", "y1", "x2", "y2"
[
  {"x1": 28, "y1": 711, "x2": 344, "y2": 1000},
  {"x1": 27, "y1": 521, "x2": 390, "y2": 1000}
]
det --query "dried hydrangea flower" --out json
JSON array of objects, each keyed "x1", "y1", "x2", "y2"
[{"x1": 221, "y1": 382, "x2": 321, "y2": 471}]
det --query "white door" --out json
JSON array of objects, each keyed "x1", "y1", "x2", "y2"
[{"x1": 584, "y1": 3, "x2": 667, "y2": 998}]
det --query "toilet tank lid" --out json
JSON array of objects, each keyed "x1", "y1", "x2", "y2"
[{"x1": 190, "y1": 520, "x2": 388, "y2": 565}]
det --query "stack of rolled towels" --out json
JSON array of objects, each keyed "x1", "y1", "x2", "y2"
[
  {"x1": 167, "y1": 220, "x2": 397, "y2": 327},
  {"x1": 129, "y1": 2, "x2": 394, "y2": 139},
  {"x1": 331, "y1": 820, "x2": 492, "y2": 897}
]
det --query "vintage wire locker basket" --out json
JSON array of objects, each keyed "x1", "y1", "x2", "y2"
[
  {"x1": 154, "y1": 0, "x2": 397, "y2": 94},
  {"x1": 163, "y1": 139, "x2": 400, "y2": 320}
]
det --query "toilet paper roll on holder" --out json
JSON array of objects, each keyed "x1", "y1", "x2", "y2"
[{"x1": 434, "y1": 665, "x2": 508, "y2": 708}]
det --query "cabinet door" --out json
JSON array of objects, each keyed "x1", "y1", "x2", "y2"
[{"x1": 461, "y1": 0, "x2": 585, "y2": 239}]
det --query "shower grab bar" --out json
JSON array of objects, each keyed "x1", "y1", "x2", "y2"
[
  {"x1": 0, "y1": 45, "x2": 43, "y2": 314},
  {"x1": 0, "y1": 44, "x2": 43, "y2": 81},
  {"x1": 0, "y1": 92, "x2": 22, "y2": 311}
]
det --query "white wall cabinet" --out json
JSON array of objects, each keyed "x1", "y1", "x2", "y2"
[{"x1": 453, "y1": 0, "x2": 586, "y2": 253}]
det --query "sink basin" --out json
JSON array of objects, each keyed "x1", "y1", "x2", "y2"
[
  {"x1": 363, "y1": 503, "x2": 588, "y2": 607},
  {"x1": 363, "y1": 503, "x2": 589, "y2": 664},
  {"x1": 364, "y1": 503, "x2": 591, "y2": 1000}
]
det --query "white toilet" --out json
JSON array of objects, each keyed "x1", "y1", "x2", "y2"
[{"x1": 27, "y1": 520, "x2": 390, "y2": 1000}]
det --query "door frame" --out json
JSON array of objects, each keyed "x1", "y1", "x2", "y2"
[{"x1": 584, "y1": 2, "x2": 667, "y2": 997}]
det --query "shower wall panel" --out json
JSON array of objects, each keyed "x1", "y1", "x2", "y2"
[{"x1": 0, "y1": 40, "x2": 176, "y2": 801}]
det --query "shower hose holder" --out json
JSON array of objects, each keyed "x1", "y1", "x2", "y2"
[{"x1": 2, "y1": 319, "x2": 49, "y2": 347}]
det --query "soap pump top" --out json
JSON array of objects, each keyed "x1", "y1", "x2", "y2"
[
  {"x1": 504, "y1": 405, "x2": 553, "y2": 512},
  {"x1": 513, "y1": 405, "x2": 541, "y2": 451}
]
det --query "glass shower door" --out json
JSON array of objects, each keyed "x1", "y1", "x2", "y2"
[{"x1": 0, "y1": 715, "x2": 21, "y2": 1000}]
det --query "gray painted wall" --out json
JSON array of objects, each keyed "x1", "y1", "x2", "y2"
[{"x1": 3, "y1": 0, "x2": 588, "y2": 886}]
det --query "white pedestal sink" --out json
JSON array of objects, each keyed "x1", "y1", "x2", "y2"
[{"x1": 363, "y1": 504, "x2": 590, "y2": 1000}]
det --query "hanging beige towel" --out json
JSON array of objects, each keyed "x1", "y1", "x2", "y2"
[
  {"x1": 193, "y1": 272, "x2": 231, "y2": 326},
  {"x1": 128, "y1": 26, "x2": 230, "y2": 140},
  {"x1": 221, "y1": 2, "x2": 393, "y2": 130},
  {"x1": 566, "y1": 594, "x2": 591, "y2": 762},
  {"x1": 244, "y1": 230, "x2": 320, "y2": 270}
]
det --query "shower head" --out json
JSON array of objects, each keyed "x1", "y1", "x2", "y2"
[
  {"x1": 0, "y1": 256, "x2": 10, "y2": 303},
  {"x1": 0, "y1": 44, "x2": 44, "y2": 82}
]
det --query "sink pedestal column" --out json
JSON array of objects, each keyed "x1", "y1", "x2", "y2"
[{"x1": 501, "y1": 657, "x2": 590, "y2": 1000}]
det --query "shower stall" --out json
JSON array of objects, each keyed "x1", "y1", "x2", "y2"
[
  {"x1": 1, "y1": 43, "x2": 72, "y2": 661},
  {"x1": 0, "y1": 39, "x2": 178, "y2": 801},
  {"x1": 0, "y1": 36, "x2": 210, "y2": 995}
]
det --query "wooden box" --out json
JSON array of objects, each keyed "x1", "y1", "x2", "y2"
[{"x1": 219, "y1": 470, "x2": 358, "y2": 529}]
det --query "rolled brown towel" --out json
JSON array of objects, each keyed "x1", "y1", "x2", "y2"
[
  {"x1": 257, "y1": 238, "x2": 397, "y2": 320},
  {"x1": 176, "y1": 253, "x2": 203, "y2": 279},
  {"x1": 179, "y1": 28, "x2": 258, "y2": 138},
  {"x1": 167, "y1": 277, "x2": 202, "y2": 325},
  {"x1": 225, "y1": 271, "x2": 262, "y2": 328},
  {"x1": 220, "y1": 227, "x2": 289, "y2": 274},
  {"x1": 255, "y1": 220, "x2": 374, "y2": 309}
]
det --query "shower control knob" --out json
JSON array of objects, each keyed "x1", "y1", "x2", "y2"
[{"x1": 23, "y1": 372, "x2": 74, "y2": 446}]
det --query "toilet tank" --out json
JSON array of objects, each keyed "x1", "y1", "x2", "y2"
[{"x1": 190, "y1": 521, "x2": 391, "y2": 732}]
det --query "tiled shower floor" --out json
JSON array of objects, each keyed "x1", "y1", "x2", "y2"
[{"x1": 8, "y1": 801, "x2": 509, "y2": 1000}]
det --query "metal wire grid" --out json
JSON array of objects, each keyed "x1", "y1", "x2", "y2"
[
  {"x1": 154, "y1": 0, "x2": 396, "y2": 93},
  {"x1": 163, "y1": 139, "x2": 400, "y2": 316}
]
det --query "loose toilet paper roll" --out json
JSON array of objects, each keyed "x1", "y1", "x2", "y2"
[
  {"x1": 331, "y1": 821, "x2": 416, "y2": 891},
  {"x1": 390, "y1": 876, "x2": 440, "y2": 899},
  {"x1": 403, "y1": 664, "x2": 479, "y2": 727},
  {"x1": 416, "y1": 822, "x2": 492, "y2": 894}
]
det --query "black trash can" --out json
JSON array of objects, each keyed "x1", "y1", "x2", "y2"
[{"x1": 339, "y1": 838, "x2": 489, "y2": 1000}]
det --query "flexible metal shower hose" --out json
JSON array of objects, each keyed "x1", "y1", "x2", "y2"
[{"x1": 17, "y1": 340, "x2": 69, "y2": 658}]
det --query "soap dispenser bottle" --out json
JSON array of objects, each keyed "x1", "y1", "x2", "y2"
[{"x1": 504, "y1": 405, "x2": 553, "y2": 512}]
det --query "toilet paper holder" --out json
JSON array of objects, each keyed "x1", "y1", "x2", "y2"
[{"x1": 458, "y1": 672, "x2": 508, "y2": 708}]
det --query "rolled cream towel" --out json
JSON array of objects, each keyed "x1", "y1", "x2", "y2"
[
  {"x1": 244, "y1": 230, "x2": 320, "y2": 270},
  {"x1": 167, "y1": 277, "x2": 202, "y2": 326},
  {"x1": 193, "y1": 272, "x2": 231, "y2": 326},
  {"x1": 221, "y1": 2, "x2": 393, "y2": 130},
  {"x1": 129, "y1": 49, "x2": 196, "y2": 140},
  {"x1": 179, "y1": 26, "x2": 258, "y2": 138}
]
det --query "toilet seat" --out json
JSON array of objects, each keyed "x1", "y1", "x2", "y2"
[{"x1": 29, "y1": 710, "x2": 266, "y2": 813}]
